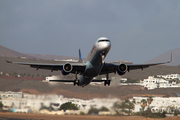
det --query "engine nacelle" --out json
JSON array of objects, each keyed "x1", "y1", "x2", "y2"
[
  {"x1": 61, "y1": 63, "x2": 73, "y2": 75},
  {"x1": 117, "y1": 63, "x2": 127, "y2": 75}
]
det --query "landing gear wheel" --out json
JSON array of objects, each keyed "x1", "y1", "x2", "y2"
[
  {"x1": 74, "y1": 72, "x2": 79, "y2": 86},
  {"x1": 104, "y1": 73, "x2": 111, "y2": 86},
  {"x1": 74, "y1": 80, "x2": 79, "y2": 86},
  {"x1": 104, "y1": 80, "x2": 111, "y2": 86}
]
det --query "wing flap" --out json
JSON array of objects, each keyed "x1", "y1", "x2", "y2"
[
  {"x1": 127, "y1": 53, "x2": 172, "y2": 71},
  {"x1": 100, "y1": 53, "x2": 172, "y2": 74},
  {"x1": 6, "y1": 60, "x2": 86, "y2": 74}
]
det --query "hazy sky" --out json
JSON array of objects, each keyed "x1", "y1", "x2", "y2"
[{"x1": 1, "y1": 0, "x2": 180, "y2": 63}]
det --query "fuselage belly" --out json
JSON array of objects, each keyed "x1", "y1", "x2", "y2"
[{"x1": 79, "y1": 37, "x2": 111, "y2": 86}]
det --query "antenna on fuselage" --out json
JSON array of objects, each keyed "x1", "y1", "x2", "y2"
[{"x1": 78, "y1": 49, "x2": 82, "y2": 63}]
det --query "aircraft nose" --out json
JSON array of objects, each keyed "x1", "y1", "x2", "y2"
[{"x1": 102, "y1": 42, "x2": 111, "y2": 50}]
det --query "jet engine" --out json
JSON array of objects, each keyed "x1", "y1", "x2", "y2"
[
  {"x1": 62, "y1": 63, "x2": 73, "y2": 75},
  {"x1": 117, "y1": 63, "x2": 127, "y2": 75}
]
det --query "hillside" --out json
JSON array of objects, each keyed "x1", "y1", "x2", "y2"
[
  {"x1": 123, "y1": 65, "x2": 180, "y2": 80},
  {"x1": 0, "y1": 57, "x2": 63, "y2": 76},
  {"x1": 1, "y1": 44, "x2": 180, "y2": 66},
  {"x1": 0, "y1": 45, "x2": 36, "y2": 59},
  {"x1": 26, "y1": 53, "x2": 84, "y2": 61},
  {"x1": 1, "y1": 44, "x2": 180, "y2": 80},
  {"x1": 0, "y1": 44, "x2": 82, "y2": 61},
  {"x1": 1, "y1": 45, "x2": 180, "y2": 100},
  {"x1": 146, "y1": 48, "x2": 180, "y2": 66}
]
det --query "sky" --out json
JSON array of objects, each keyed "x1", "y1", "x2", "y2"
[{"x1": 0, "y1": 0, "x2": 180, "y2": 64}]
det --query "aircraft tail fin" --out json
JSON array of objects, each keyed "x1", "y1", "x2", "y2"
[{"x1": 79, "y1": 49, "x2": 82, "y2": 63}]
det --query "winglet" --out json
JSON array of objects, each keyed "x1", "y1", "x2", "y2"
[
  {"x1": 79, "y1": 49, "x2": 82, "y2": 63},
  {"x1": 167, "y1": 52, "x2": 172, "y2": 63},
  {"x1": 5, "y1": 54, "x2": 12, "y2": 63},
  {"x1": 6, "y1": 60, "x2": 12, "y2": 63}
]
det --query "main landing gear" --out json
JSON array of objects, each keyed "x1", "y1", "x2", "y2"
[
  {"x1": 104, "y1": 73, "x2": 111, "y2": 86},
  {"x1": 104, "y1": 80, "x2": 111, "y2": 86},
  {"x1": 101, "y1": 53, "x2": 111, "y2": 86},
  {"x1": 74, "y1": 72, "x2": 79, "y2": 86},
  {"x1": 74, "y1": 80, "x2": 79, "y2": 86}
]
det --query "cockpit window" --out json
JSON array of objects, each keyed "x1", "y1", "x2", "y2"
[{"x1": 98, "y1": 40, "x2": 110, "y2": 43}]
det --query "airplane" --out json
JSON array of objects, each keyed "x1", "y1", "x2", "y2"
[{"x1": 6, "y1": 37, "x2": 172, "y2": 87}]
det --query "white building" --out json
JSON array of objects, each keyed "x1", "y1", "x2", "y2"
[
  {"x1": 45, "y1": 76, "x2": 61, "y2": 82},
  {"x1": 120, "y1": 78, "x2": 127, "y2": 83},
  {"x1": 0, "y1": 91, "x2": 119, "y2": 114},
  {"x1": 157, "y1": 74, "x2": 180, "y2": 80},
  {"x1": 0, "y1": 91, "x2": 23, "y2": 98},
  {"x1": 62, "y1": 59, "x2": 78, "y2": 62},
  {"x1": 142, "y1": 76, "x2": 177, "y2": 90},
  {"x1": 131, "y1": 97, "x2": 180, "y2": 113}
]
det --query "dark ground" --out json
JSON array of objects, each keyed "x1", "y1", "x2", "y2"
[
  {"x1": 0, "y1": 78, "x2": 180, "y2": 99},
  {"x1": 0, "y1": 112, "x2": 180, "y2": 120}
]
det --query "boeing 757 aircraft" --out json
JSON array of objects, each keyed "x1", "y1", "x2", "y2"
[{"x1": 7, "y1": 37, "x2": 172, "y2": 87}]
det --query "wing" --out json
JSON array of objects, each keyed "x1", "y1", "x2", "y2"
[
  {"x1": 6, "y1": 60, "x2": 86, "y2": 74},
  {"x1": 100, "y1": 53, "x2": 172, "y2": 75}
]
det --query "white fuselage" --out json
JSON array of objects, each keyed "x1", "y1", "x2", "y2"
[{"x1": 78, "y1": 37, "x2": 111, "y2": 86}]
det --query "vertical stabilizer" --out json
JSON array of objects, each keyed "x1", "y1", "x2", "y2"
[{"x1": 79, "y1": 49, "x2": 82, "y2": 63}]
